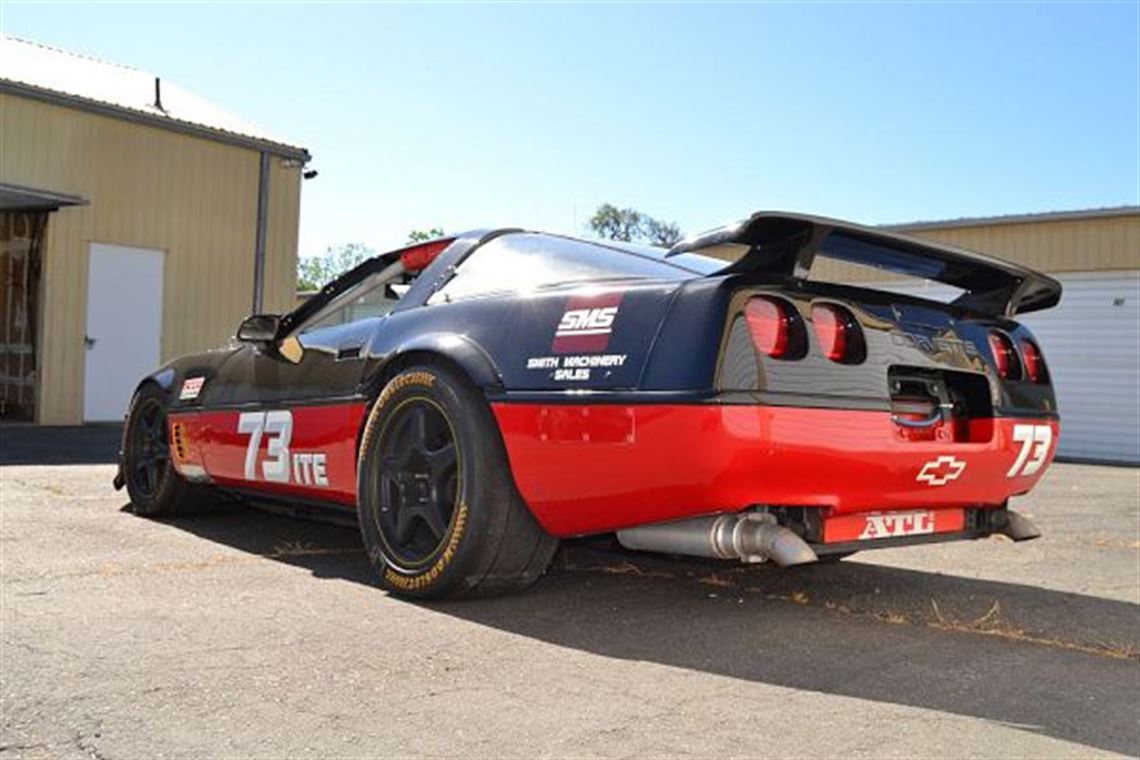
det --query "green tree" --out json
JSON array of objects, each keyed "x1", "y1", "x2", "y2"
[
  {"x1": 642, "y1": 217, "x2": 684, "y2": 248},
  {"x1": 407, "y1": 227, "x2": 446, "y2": 244},
  {"x1": 589, "y1": 204, "x2": 643, "y2": 242},
  {"x1": 588, "y1": 203, "x2": 683, "y2": 248},
  {"x1": 297, "y1": 242, "x2": 373, "y2": 291}
]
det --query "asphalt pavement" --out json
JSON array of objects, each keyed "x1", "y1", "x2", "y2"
[{"x1": 1, "y1": 427, "x2": 1138, "y2": 758}]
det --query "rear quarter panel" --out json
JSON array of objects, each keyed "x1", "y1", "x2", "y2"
[{"x1": 363, "y1": 280, "x2": 686, "y2": 394}]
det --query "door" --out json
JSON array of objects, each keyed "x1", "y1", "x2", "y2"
[
  {"x1": 194, "y1": 320, "x2": 375, "y2": 504},
  {"x1": 84, "y1": 243, "x2": 164, "y2": 421},
  {"x1": 0, "y1": 211, "x2": 46, "y2": 421},
  {"x1": 195, "y1": 267, "x2": 403, "y2": 502}
]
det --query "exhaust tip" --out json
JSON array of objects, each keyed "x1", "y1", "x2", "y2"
[
  {"x1": 1001, "y1": 510, "x2": 1042, "y2": 542},
  {"x1": 617, "y1": 512, "x2": 819, "y2": 566},
  {"x1": 729, "y1": 514, "x2": 819, "y2": 566},
  {"x1": 758, "y1": 524, "x2": 819, "y2": 567}
]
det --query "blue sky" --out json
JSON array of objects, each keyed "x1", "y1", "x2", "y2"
[{"x1": 3, "y1": 2, "x2": 1138, "y2": 257}]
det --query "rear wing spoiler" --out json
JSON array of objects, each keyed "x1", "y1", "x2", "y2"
[{"x1": 667, "y1": 212, "x2": 1062, "y2": 317}]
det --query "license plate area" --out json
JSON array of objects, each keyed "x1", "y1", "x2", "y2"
[{"x1": 822, "y1": 508, "x2": 966, "y2": 543}]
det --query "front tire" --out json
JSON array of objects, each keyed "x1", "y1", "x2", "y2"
[
  {"x1": 122, "y1": 384, "x2": 212, "y2": 516},
  {"x1": 357, "y1": 364, "x2": 557, "y2": 599}
]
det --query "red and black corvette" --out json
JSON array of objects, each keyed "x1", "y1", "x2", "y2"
[{"x1": 115, "y1": 212, "x2": 1061, "y2": 598}]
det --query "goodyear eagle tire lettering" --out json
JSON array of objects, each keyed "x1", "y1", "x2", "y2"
[{"x1": 357, "y1": 363, "x2": 558, "y2": 599}]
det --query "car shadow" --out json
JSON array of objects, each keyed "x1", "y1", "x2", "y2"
[{"x1": 142, "y1": 503, "x2": 1140, "y2": 756}]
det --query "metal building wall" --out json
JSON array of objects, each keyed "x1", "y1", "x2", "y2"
[
  {"x1": 1018, "y1": 271, "x2": 1140, "y2": 464},
  {"x1": 0, "y1": 94, "x2": 301, "y2": 424},
  {"x1": 813, "y1": 211, "x2": 1140, "y2": 284},
  {"x1": 901, "y1": 213, "x2": 1140, "y2": 272}
]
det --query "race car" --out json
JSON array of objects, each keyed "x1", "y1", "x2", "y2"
[{"x1": 114, "y1": 212, "x2": 1061, "y2": 599}]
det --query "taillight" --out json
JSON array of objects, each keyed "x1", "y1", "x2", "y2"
[
  {"x1": 1020, "y1": 339, "x2": 1046, "y2": 383},
  {"x1": 811, "y1": 303, "x2": 863, "y2": 363},
  {"x1": 987, "y1": 331, "x2": 1021, "y2": 379},
  {"x1": 744, "y1": 297, "x2": 790, "y2": 358}
]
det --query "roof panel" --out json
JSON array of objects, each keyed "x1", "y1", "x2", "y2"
[
  {"x1": 0, "y1": 182, "x2": 88, "y2": 211},
  {"x1": 888, "y1": 206, "x2": 1140, "y2": 232},
  {"x1": 0, "y1": 35, "x2": 308, "y2": 159}
]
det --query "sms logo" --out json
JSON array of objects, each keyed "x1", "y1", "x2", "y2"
[{"x1": 551, "y1": 292, "x2": 623, "y2": 353}]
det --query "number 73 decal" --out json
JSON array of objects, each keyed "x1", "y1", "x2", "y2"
[
  {"x1": 1008, "y1": 424, "x2": 1053, "y2": 478},
  {"x1": 238, "y1": 410, "x2": 329, "y2": 487}
]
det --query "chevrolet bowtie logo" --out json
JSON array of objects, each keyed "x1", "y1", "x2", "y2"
[{"x1": 916, "y1": 455, "x2": 967, "y2": 486}]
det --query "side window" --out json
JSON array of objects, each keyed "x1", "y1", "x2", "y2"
[
  {"x1": 299, "y1": 263, "x2": 412, "y2": 333},
  {"x1": 429, "y1": 234, "x2": 689, "y2": 304}
]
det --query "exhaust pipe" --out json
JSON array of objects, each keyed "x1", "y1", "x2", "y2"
[
  {"x1": 999, "y1": 509, "x2": 1042, "y2": 542},
  {"x1": 616, "y1": 513, "x2": 818, "y2": 567}
]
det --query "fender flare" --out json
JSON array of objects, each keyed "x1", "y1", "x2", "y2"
[
  {"x1": 367, "y1": 332, "x2": 504, "y2": 396},
  {"x1": 138, "y1": 366, "x2": 178, "y2": 396}
]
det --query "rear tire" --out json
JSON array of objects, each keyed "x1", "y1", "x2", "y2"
[
  {"x1": 357, "y1": 363, "x2": 558, "y2": 599},
  {"x1": 122, "y1": 384, "x2": 213, "y2": 517}
]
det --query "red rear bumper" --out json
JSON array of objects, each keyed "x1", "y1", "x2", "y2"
[{"x1": 491, "y1": 403, "x2": 1058, "y2": 537}]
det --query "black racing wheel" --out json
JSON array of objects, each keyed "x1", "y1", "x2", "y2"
[
  {"x1": 122, "y1": 383, "x2": 211, "y2": 517},
  {"x1": 357, "y1": 363, "x2": 557, "y2": 599}
]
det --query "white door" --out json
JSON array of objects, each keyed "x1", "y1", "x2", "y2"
[{"x1": 84, "y1": 244, "x2": 164, "y2": 422}]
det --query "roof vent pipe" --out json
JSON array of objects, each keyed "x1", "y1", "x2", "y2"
[{"x1": 153, "y1": 77, "x2": 164, "y2": 112}]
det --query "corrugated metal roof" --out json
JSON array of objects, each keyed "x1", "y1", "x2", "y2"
[
  {"x1": 887, "y1": 205, "x2": 1139, "y2": 232},
  {"x1": 0, "y1": 182, "x2": 88, "y2": 211},
  {"x1": 0, "y1": 35, "x2": 309, "y2": 160}
]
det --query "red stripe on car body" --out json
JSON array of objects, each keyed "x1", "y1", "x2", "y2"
[
  {"x1": 169, "y1": 403, "x2": 368, "y2": 505},
  {"x1": 491, "y1": 403, "x2": 1059, "y2": 537},
  {"x1": 171, "y1": 400, "x2": 1058, "y2": 542}
]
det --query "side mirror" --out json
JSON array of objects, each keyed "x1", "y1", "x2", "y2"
[{"x1": 237, "y1": 314, "x2": 282, "y2": 343}]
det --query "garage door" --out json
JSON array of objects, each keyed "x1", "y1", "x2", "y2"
[
  {"x1": 1019, "y1": 270, "x2": 1139, "y2": 464},
  {"x1": 868, "y1": 270, "x2": 1139, "y2": 464}
]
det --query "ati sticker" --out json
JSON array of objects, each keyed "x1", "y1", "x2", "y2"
[
  {"x1": 179, "y1": 377, "x2": 205, "y2": 400},
  {"x1": 824, "y1": 509, "x2": 966, "y2": 543},
  {"x1": 552, "y1": 292, "x2": 623, "y2": 353},
  {"x1": 859, "y1": 511, "x2": 935, "y2": 540},
  {"x1": 236, "y1": 410, "x2": 329, "y2": 487},
  {"x1": 526, "y1": 354, "x2": 627, "y2": 382}
]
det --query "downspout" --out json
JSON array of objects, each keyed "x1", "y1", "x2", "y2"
[{"x1": 252, "y1": 151, "x2": 270, "y2": 313}]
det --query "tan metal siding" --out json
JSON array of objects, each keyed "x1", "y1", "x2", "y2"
[
  {"x1": 812, "y1": 213, "x2": 1140, "y2": 285},
  {"x1": 904, "y1": 215, "x2": 1140, "y2": 273},
  {"x1": 0, "y1": 93, "x2": 301, "y2": 424},
  {"x1": 262, "y1": 159, "x2": 301, "y2": 315}
]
